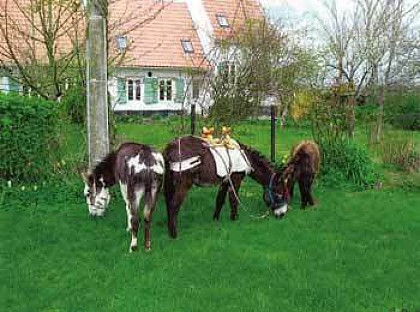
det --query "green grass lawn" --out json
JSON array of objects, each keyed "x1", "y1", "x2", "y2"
[{"x1": 1, "y1": 120, "x2": 420, "y2": 312}]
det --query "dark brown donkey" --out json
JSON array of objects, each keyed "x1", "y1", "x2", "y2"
[
  {"x1": 281, "y1": 140, "x2": 321, "y2": 208},
  {"x1": 163, "y1": 136, "x2": 289, "y2": 238},
  {"x1": 82, "y1": 143, "x2": 164, "y2": 252}
]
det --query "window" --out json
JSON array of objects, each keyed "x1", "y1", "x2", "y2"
[
  {"x1": 116, "y1": 35, "x2": 127, "y2": 53},
  {"x1": 126, "y1": 79, "x2": 141, "y2": 101},
  {"x1": 159, "y1": 79, "x2": 173, "y2": 101},
  {"x1": 181, "y1": 39, "x2": 194, "y2": 54},
  {"x1": 192, "y1": 79, "x2": 201, "y2": 99},
  {"x1": 218, "y1": 61, "x2": 236, "y2": 85},
  {"x1": 216, "y1": 14, "x2": 229, "y2": 28}
]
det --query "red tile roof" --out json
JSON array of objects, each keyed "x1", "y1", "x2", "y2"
[
  {"x1": 109, "y1": 0, "x2": 208, "y2": 69},
  {"x1": 202, "y1": 0, "x2": 264, "y2": 40},
  {"x1": 1, "y1": 0, "x2": 208, "y2": 70}
]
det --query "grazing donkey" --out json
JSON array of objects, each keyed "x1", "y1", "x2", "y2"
[
  {"x1": 163, "y1": 136, "x2": 290, "y2": 239},
  {"x1": 282, "y1": 140, "x2": 321, "y2": 208},
  {"x1": 82, "y1": 143, "x2": 164, "y2": 252}
]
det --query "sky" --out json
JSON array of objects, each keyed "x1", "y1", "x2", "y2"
[{"x1": 260, "y1": 0, "x2": 354, "y2": 21}]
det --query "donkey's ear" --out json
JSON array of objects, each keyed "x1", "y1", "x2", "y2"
[
  {"x1": 81, "y1": 172, "x2": 90, "y2": 184},
  {"x1": 80, "y1": 172, "x2": 92, "y2": 185}
]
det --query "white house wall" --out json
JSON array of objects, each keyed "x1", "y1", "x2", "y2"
[
  {"x1": 0, "y1": 77, "x2": 10, "y2": 93},
  {"x1": 110, "y1": 68, "x2": 209, "y2": 113}
]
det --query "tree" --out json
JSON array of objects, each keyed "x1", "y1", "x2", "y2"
[
  {"x1": 0, "y1": 0, "x2": 171, "y2": 101},
  {"x1": 0, "y1": 0, "x2": 85, "y2": 100},
  {"x1": 205, "y1": 19, "x2": 317, "y2": 125},
  {"x1": 317, "y1": 0, "x2": 420, "y2": 140}
]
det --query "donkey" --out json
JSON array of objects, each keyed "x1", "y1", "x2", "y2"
[
  {"x1": 82, "y1": 142, "x2": 164, "y2": 252},
  {"x1": 281, "y1": 140, "x2": 321, "y2": 208},
  {"x1": 163, "y1": 136, "x2": 290, "y2": 238}
]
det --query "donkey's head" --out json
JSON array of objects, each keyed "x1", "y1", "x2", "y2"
[
  {"x1": 262, "y1": 172, "x2": 290, "y2": 218},
  {"x1": 82, "y1": 172, "x2": 111, "y2": 217}
]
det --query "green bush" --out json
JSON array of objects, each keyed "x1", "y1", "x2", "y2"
[
  {"x1": 0, "y1": 94, "x2": 60, "y2": 182},
  {"x1": 385, "y1": 92, "x2": 420, "y2": 130},
  {"x1": 61, "y1": 86, "x2": 86, "y2": 124},
  {"x1": 320, "y1": 141, "x2": 378, "y2": 188}
]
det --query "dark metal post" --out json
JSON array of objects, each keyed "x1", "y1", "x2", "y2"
[
  {"x1": 191, "y1": 103, "x2": 196, "y2": 135},
  {"x1": 270, "y1": 104, "x2": 276, "y2": 163}
]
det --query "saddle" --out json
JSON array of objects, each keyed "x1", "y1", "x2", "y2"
[{"x1": 201, "y1": 126, "x2": 251, "y2": 178}]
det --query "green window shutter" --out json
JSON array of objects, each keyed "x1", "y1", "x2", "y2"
[
  {"x1": 9, "y1": 78, "x2": 20, "y2": 94},
  {"x1": 144, "y1": 77, "x2": 158, "y2": 104},
  {"x1": 117, "y1": 78, "x2": 127, "y2": 104},
  {"x1": 175, "y1": 78, "x2": 185, "y2": 103}
]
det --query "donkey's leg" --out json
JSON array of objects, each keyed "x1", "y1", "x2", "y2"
[
  {"x1": 306, "y1": 175, "x2": 315, "y2": 206},
  {"x1": 288, "y1": 179, "x2": 295, "y2": 200},
  {"x1": 129, "y1": 187, "x2": 144, "y2": 252},
  {"x1": 227, "y1": 174, "x2": 243, "y2": 221},
  {"x1": 167, "y1": 188, "x2": 190, "y2": 238},
  {"x1": 119, "y1": 182, "x2": 132, "y2": 232},
  {"x1": 143, "y1": 184, "x2": 159, "y2": 251},
  {"x1": 213, "y1": 182, "x2": 229, "y2": 221},
  {"x1": 298, "y1": 180, "x2": 308, "y2": 208},
  {"x1": 165, "y1": 172, "x2": 192, "y2": 238}
]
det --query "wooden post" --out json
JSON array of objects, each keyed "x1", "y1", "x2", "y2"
[
  {"x1": 191, "y1": 103, "x2": 196, "y2": 135},
  {"x1": 271, "y1": 104, "x2": 276, "y2": 163},
  {"x1": 86, "y1": 0, "x2": 109, "y2": 169}
]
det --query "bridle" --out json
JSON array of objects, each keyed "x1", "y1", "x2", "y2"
[{"x1": 265, "y1": 173, "x2": 290, "y2": 207}]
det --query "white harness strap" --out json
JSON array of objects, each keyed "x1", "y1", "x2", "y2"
[{"x1": 170, "y1": 156, "x2": 201, "y2": 172}]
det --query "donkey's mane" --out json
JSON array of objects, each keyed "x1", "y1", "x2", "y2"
[
  {"x1": 239, "y1": 142, "x2": 275, "y2": 171},
  {"x1": 92, "y1": 150, "x2": 117, "y2": 178}
]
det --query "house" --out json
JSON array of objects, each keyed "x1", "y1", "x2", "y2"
[
  {"x1": 109, "y1": 0, "x2": 264, "y2": 114},
  {"x1": 0, "y1": 0, "x2": 264, "y2": 114}
]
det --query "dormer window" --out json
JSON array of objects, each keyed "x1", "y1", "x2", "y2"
[
  {"x1": 116, "y1": 35, "x2": 127, "y2": 53},
  {"x1": 181, "y1": 39, "x2": 194, "y2": 54},
  {"x1": 216, "y1": 14, "x2": 229, "y2": 28}
]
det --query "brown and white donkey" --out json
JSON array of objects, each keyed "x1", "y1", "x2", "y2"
[{"x1": 82, "y1": 143, "x2": 164, "y2": 252}]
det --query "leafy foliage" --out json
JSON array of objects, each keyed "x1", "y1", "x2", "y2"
[
  {"x1": 320, "y1": 141, "x2": 377, "y2": 188},
  {"x1": 0, "y1": 94, "x2": 61, "y2": 182},
  {"x1": 208, "y1": 19, "x2": 317, "y2": 124},
  {"x1": 313, "y1": 94, "x2": 377, "y2": 188},
  {"x1": 385, "y1": 91, "x2": 420, "y2": 130},
  {"x1": 60, "y1": 85, "x2": 86, "y2": 124}
]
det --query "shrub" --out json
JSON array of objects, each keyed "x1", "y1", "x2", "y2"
[
  {"x1": 379, "y1": 136, "x2": 420, "y2": 172},
  {"x1": 60, "y1": 86, "x2": 86, "y2": 124},
  {"x1": 385, "y1": 91, "x2": 420, "y2": 130},
  {"x1": 319, "y1": 141, "x2": 378, "y2": 188},
  {"x1": 0, "y1": 94, "x2": 60, "y2": 182}
]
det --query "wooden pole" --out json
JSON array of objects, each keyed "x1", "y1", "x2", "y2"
[
  {"x1": 270, "y1": 104, "x2": 276, "y2": 163},
  {"x1": 86, "y1": 0, "x2": 109, "y2": 169}
]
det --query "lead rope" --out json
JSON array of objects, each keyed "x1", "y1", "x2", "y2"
[
  {"x1": 177, "y1": 137, "x2": 182, "y2": 181},
  {"x1": 209, "y1": 145, "x2": 247, "y2": 211},
  {"x1": 250, "y1": 173, "x2": 277, "y2": 220}
]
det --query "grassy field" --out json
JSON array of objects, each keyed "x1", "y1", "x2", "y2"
[{"x1": 1, "y1": 120, "x2": 420, "y2": 312}]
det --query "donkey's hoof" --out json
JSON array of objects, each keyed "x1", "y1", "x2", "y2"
[
  {"x1": 129, "y1": 245, "x2": 138, "y2": 252},
  {"x1": 144, "y1": 241, "x2": 151, "y2": 251}
]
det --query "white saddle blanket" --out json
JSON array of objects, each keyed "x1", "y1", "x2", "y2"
[{"x1": 208, "y1": 141, "x2": 252, "y2": 178}]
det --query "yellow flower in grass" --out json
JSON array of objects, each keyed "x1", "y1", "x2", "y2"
[{"x1": 281, "y1": 154, "x2": 289, "y2": 164}]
